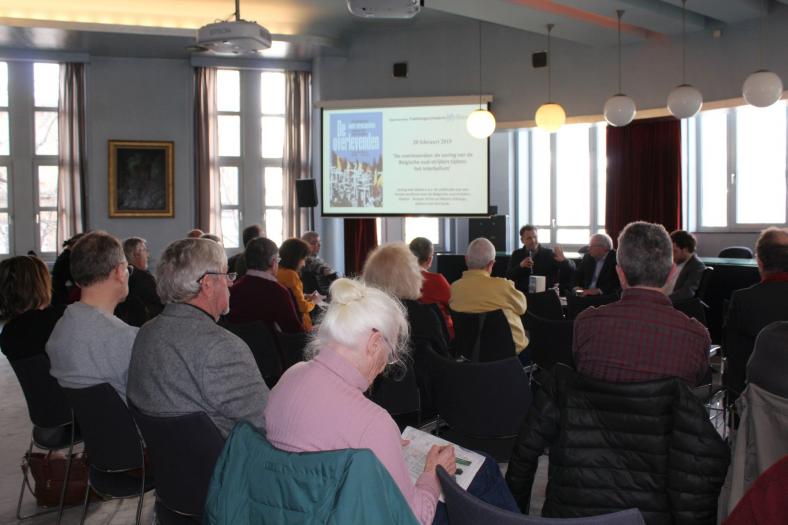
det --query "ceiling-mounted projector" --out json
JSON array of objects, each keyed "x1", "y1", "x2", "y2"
[
  {"x1": 347, "y1": 0, "x2": 423, "y2": 19},
  {"x1": 193, "y1": 0, "x2": 271, "y2": 56}
]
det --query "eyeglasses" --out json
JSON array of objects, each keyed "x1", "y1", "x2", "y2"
[
  {"x1": 372, "y1": 328, "x2": 399, "y2": 366},
  {"x1": 126, "y1": 264, "x2": 134, "y2": 276},
  {"x1": 196, "y1": 271, "x2": 238, "y2": 284}
]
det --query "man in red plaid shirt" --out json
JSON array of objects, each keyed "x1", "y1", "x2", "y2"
[{"x1": 573, "y1": 221, "x2": 710, "y2": 386}]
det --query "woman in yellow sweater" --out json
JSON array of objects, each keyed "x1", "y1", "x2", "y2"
[{"x1": 277, "y1": 238, "x2": 319, "y2": 331}]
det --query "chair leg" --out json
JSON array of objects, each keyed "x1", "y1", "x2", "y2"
[
  {"x1": 56, "y1": 420, "x2": 77, "y2": 524},
  {"x1": 16, "y1": 438, "x2": 35, "y2": 520},
  {"x1": 79, "y1": 479, "x2": 91, "y2": 525},
  {"x1": 135, "y1": 454, "x2": 146, "y2": 525}
]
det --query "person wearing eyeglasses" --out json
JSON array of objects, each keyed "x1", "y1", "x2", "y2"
[
  {"x1": 114, "y1": 236, "x2": 164, "y2": 326},
  {"x1": 572, "y1": 232, "x2": 621, "y2": 296},
  {"x1": 127, "y1": 237, "x2": 270, "y2": 437}
]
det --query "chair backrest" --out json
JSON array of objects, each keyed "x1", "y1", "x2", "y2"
[
  {"x1": 223, "y1": 321, "x2": 284, "y2": 385},
  {"x1": 368, "y1": 361, "x2": 420, "y2": 418},
  {"x1": 63, "y1": 383, "x2": 144, "y2": 471},
  {"x1": 673, "y1": 297, "x2": 708, "y2": 326},
  {"x1": 718, "y1": 246, "x2": 753, "y2": 259},
  {"x1": 130, "y1": 408, "x2": 225, "y2": 516},
  {"x1": 524, "y1": 313, "x2": 574, "y2": 370},
  {"x1": 449, "y1": 309, "x2": 515, "y2": 362},
  {"x1": 694, "y1": 266, "x2": 714, "y2": 301},
  {"x1": 437, "y1": 467, "x2": 645, "y2": 525},
  {"x1": 425, "y1": 302, "x2": 451, "y2": 344},
  {"x1": 565, "y1": 293, "x2": 619, "y2": 320},
  {"x1": 525, "y1": 291, "x2": 564, "y2": 320},
  {"x1": 274, "y1": 330, "x2": 309, "y2": 370},
  {"x1": 9, "y1": 354, "x2": 73, "y2": 429},
  {"x1": 300, "y1": 268, "x2": 321, "y2": 295}
]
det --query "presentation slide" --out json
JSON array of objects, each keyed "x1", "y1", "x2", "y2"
[{"x1": 321, "y1": 103, "x2": 489, "y2": 217}]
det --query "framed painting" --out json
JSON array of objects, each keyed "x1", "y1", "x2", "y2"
[{"x1": 108, "y1": 140, "x2": 174, "y2": 217}]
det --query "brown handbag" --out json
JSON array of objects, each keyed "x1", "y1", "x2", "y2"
[{"x1": 21, "y1": 450, "x2": 90, "y2": 507}]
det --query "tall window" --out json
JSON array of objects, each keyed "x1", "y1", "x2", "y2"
[
  {"x1": 34, "y1": 63, "x2": 60, "y2": 254},
  {"x1": 0, "y1": 62, "x2": 9, "y2": 255},
  {"x1": 516, "y1": 122, "x2": 607, "y2": 248},
  {"x1": 404, "y1": 217, "x2": 441, "y2": 245},
  {"x1": 216, "y1": 69, "x2": 285, "y2": 248},
  {"x1": 690, "y1": 101, "x2": 787, "y2": 229}
]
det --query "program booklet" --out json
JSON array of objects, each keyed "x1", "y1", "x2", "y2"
[{"x1": 401, "y1": 426, "x2": 485, "y2": 496}]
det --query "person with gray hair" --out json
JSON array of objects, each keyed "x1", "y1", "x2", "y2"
[
  {"x1": 573, "y1": 221, "x2": 710, "y2": 386},
  {"x1": 227, "y1": 223, "x2": 265, "y2": 277},
  {"x1": 449, "y1": 238, "x2": 528, "y2": 354},
  {"x1": 116, "y1": 236, "x2": 163, "y2": 326},
  {"x1": 46, "y1": 231, "x2": 138, "y2": 400},
  {"x1": 301, "y1": 230, "x2": 338, "y2": 296},
  {"x1": 409, "y1": 237, "x2": 454, "y2": 339},
  {"x1": 127, "y1": 238, "x2": 270, "y2": 436},
  {"x1": 572, "y1": 232, "x2": 620, "y2": 296}
]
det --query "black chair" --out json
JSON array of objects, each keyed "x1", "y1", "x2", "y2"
[
  {"x1": 718, "y1": 246, "x2": 753, "y2": 259},
  {"x1": 223, "y1": 321, "x2": 284, "y2": 388},
  {"x1": 524, "y1": 291, "x2": 563, "y2": 320},
  {"x1": 10, "y1": 354, "x2": 82, "y2": 523},
  {"x1": 63, "y1": 384, "x2": 154, "y2": 525},
  {"x1": 367, "y1": 360, "x2": 421, "y2": 429},
  {"x1": 425, "y1": 302, "x2": 452, "y2": 344},
  {"x1": 449, "y1": 309, "x2": 515, "y2": 362},
  {"x1": 673, "y1": 297, "x2": 708, "y2": 326},
  {"x1": 300, "y1": 268, "x2": 321, "y2": 295},
  {"x1": 524, "y1": 313, "x2": 574, "y2": 371},
  {"x1": 694, "y1": 266, "x2": 714, "y2": 302},
  {"x1": 565, "y1": 293, "x2": 619, "y2": 320},
  {"x1": 274, "y1": 330, "x2": 309, "y2": 370},
  {"x1": 425, "y1": 352, "x2": 531, "y2": 461},
  {"x1": 437, "y1": 466, "x2": 646, "y2": 525},
  {"x1": 130, "y1": 408, "x2": 224, "y2": 523}
]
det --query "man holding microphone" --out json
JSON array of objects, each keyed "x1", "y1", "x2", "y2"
[{"x1": 507, "y1": 225, "x2": 575, "y2": 294}]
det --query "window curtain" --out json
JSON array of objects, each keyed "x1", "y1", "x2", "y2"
[
  {"x1": 605, "y1": 117, "x2": 682, "y2": 244},
  {"x1": 283, "y1": 71, "x2": 311, "y2": 238},
  {"x1": 343, "y1": 219, "x2": 378, "y2": 277},
  {"x1": 57, "y1": 63, "x2": 87, "y2": 250},
  {"x1": 194, "y1": 67, "x2": 222, "y2": 238}
]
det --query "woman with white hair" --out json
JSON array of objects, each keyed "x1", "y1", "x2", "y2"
[{"x1": 264, "y1": 278, "x2": 457, "y2": 524}]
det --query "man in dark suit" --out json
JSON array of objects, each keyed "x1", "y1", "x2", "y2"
[
  {"x1": 506, "y1": 225, "x2": 575, "y2": 293},
  {"x1": 668, "y1": 230, "x2": 707, "y2": 303},
  {"x1": 572, "y1": 232, "x2": 620, "y2": 296},
  {"x1": 115, "y1": 236, "x2": 163, "y2": 326},
  {"x1": 724, "y1": 226, "x2": 788, "y2": 399}
]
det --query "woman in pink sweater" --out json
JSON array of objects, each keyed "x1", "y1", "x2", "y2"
[{"x1": 264, "y1": 278, "x2": 456, "y2": 524}]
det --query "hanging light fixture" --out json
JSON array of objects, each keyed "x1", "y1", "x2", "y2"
[
  {"x1": 604, "y1": 10, "x2": 637, "y2": 127},
  {"x1": 535, "y1": 24, "x2": 566, "y2": 133},
  {"x1": 742, "y1": 0, "x2": 783, "y2": 107},
  {"x1": 466, "y1": 20, "x2": 496, "y2": 139},
  {"x1": 667, "y1": 0, "x2": 703, "y2": 119}
]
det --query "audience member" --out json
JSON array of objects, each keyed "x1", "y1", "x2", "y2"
[
  {"x1": 115, "y1": 236, "x2": 163, "y2": 326},
  {"x1": 277, "y1": 238, "x2": 319, "y2": 331},
  {"x1": 227, "y1": 224, "x2": 264, "y2": 277},
  {"x1": 723, "y1": 454, "x2": 788, "y2": 525},
  {"x1": 0, "y1": 256, "x2": 66, "y2": 361},
  {"x1": 46, "y1": 231, "x2": 138, "y2": 400},
  {"x1": 666, "y1": 229, "x2": 707, "y2": 303},
  {"x1": 747, "y1": 321, "x2": 788, "y2": 399},
  {"x1": 127, "y1": 238, "x2": 269, "y2": 437},
  {"x1": 301, "y1": 231, "x2": 338, "y2": 296},
  {"x1": 450, "y1": 238, "x2": 528, "y2": 354},
  {"x1": 226, "y1": 237, "x2": 304, "y2": 333},
  {"x1": 506, "y1": 225, "x2": 575, "y2": 293},
  {"x1": 187, "y1": 228, "x2": 204, "y2": 238},
  {"x1": 51, "y1": 232, "x2": 86, "y2": 305},
  {"x1": 724, "y1": 226, "x2": 788, "y2": 398},
  {"x1": 201, "y1": 233, "x2": 222, "y2": 243},
  {"x1": 364, "y1": 242, "x2": 447, "y2": 355},
  {"x1": 573, "y1": 221, "x2": 710, "y2": 386},
  {"x1": 409, "y1": 237, "x2": 454, "y2": 340},
  {"x1": 572, "y1": 232, "x2": 620, "y2": 296}
]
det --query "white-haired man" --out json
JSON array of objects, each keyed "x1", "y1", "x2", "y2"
[
  {"x1": 115, "y1": 236, "x2": 163, "y2": 325},
  {"x1": 449, "y1": 238, "x2": 528, "y2": 354},
  {"x1": 301, "y1": 231, "x2": 338, "y2": 296},
  {"x1": 572, "y1": 232, "x2": 621, "y2": 296},
  {"x1": 127, "y1": 238, "x2": 269, "y2": 436}
]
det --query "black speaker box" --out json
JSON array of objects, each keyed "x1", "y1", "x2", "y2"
[
  {"x1": 468, "y1": 215, "x2": 508, "y2": 252},
  {"x1": 295, "y1": 179, "x2": 318, "y2": 208}
]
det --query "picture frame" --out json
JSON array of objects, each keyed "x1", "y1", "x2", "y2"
[{"x1": 108, "y1": 140, "x2": 174, "y2": 218}]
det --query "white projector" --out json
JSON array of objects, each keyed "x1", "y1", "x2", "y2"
[
  {"x1": 196, "y1": 20, "x2": 272, "y2": 56},
  {"x1": 347, "y1": 0, "x2": 423, "y2": 19}
]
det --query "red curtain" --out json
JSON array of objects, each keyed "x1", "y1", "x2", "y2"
[
  {"x1": 343, "y1": 218, "x2": 378, "y2": 277},
  {"x1": 605, "y1": 117, "x2": 682, "y2": 245}
]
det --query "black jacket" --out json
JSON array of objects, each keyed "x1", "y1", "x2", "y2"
[
  {"x1": 507, "y1": 246, "x2": 575, "y2": 293},
  {"x1": 573, "y1": 250, "x2": 621, "y2": 295},
  {"x1": 505, "y1": 366, "x2": 729, "y2": 524},
  {"x1": 669, "y1": 254, "x2": 707, "y2": 303}
]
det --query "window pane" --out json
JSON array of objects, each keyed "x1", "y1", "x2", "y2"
[
  {"x1": 34, "y1": 63, "x2": 59, "y2": 108},
  {"x1": 220, "y1": 166, "x2": 239, "y2": 206},
  {"x1": 35, "y1": 111, "x2": 58, "y2": 155},
  {"x1": 265, "y1": 209, "x2": 283, "y2": 247},
  {"x1": 261, "y1": 116, "x2": 284, "y2": 158},
  {"x1": 596, "y1": 123, "x2": 607, "y2": 226},
  {"x1": 220, "y1": 209, "x2": 240, "y2": 248},
  {"x1": 404, "y1": 217, "x2": 440, "y2": 244},
  {"x1": 260, "y1": 71, "x2": 285, "y2": 115},
  {"x1": 217, "y1": 69, "x2": 240, "y2": 112},
  {"x1": 736, "y1": 103, "x2": 787, "y2": 224},
  {"x1": 556, "y1": 124, "x2": 591, "y2": 226},
  {"x1": 39, "y1": 210, "x2": 57, "y2": 253},
  {"x1": 535, "y1": 228, "x2": 551, "y2": 244},
  {"x1": 38, "y1": 165, "x2": 58, "y2": 207},
  {"x1": 0, "y1": 212, "x2": 8, "y2": 254},
  {"x1": 0, "y1": 62, "x2": 7, "y2": 107},
  {"x1": 556, "y1": 228, "x2": 590, "y2": 245},
  {"x1": 699, "y1": 109, "x2": 728, "y2": 227},
  {"x1": 0, "y1": 166, "x2": 7, "y2": 208},
  {"x1": 264, "y1": 167, "x2": 283, "y2": 206},
  {"x1": 531, "y1": 129, "x2": 551, "y2": 225},
  {"x1": 0, "y1": 111, "x2": 8, "y2": 155},
  {"x1": 218, "y1": 115, "x2": 241, "y2": 157}
]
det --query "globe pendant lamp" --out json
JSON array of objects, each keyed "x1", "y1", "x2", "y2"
[
  {"x1": 466, "y1": 20, "x2": 496, "y2": 139},
  {"x1": 604, "y1": 10, "x2": 636, "y2": 127},
  {"x1": 667, "y1": 0, "x2": 702, "y2": 119},
  {"x1": 535, "y1": 24, "x2": 566, "y2": 133},
  {"x1": 742, "y1": 0, "x2": 783, "y2": 108}
]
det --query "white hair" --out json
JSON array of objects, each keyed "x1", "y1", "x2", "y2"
[
  {"x1": 156, "y1": 238, "x2": 227, "y2": 303},
  {"x1": 466, "y1": 237, "x2": 496, "y2": 270},
  {"x1": 591, "y1": 232, "x2": 613, "y2": 251}
]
